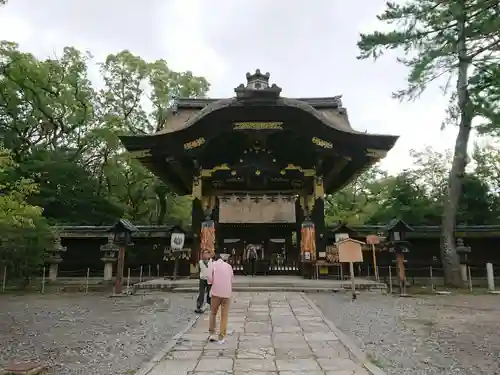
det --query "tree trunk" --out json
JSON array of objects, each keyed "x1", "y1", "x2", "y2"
[
  {"x1": 156, "y1": 193, "x2": 167, "y2": 225},
  {"x1": 440, "y1": 5, "x2": 472, "y2": 287}
]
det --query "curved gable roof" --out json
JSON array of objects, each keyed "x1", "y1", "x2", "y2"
[{"x1": 157, "y1": 96, "x2": 364, "y2": 135}]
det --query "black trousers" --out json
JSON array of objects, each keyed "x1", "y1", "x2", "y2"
[
  {"x1": 249, "y1": 258, "x2": 257, "y2": 276},
  {"x1": 196, "y1": 279, "x2": 211, "y2": 309}
]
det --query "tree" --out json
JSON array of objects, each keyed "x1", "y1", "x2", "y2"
[
  {"x1": 368, "y1": 171, "x2": 441, "y2": 225},
  {"x1": 0, "y1": 145, "x2": 51, "y2": 279},
  {"x1": 325, "y1": 165, "x2": 388, "y2": 225},
  {"x1": 327, "y1": 145, "x2": 500, "y2": 228},
  {"x1": 93, "y1": 51, "x2": 209, "y2": 225},
  {"x1": 473, "y1": 141, "x2": 500, "y2": 194},
  {"x1": 357, "y1": 0, "x2": 500, "y2": 286},
  {"x1": 1, "y1": 44, "x2": 209, "y2": 227},
  {"x1": 457, "y1": 174, "x2": 498, "y2": 224},
  {"x1": 20, "y1": 148, "x2": 123, "y2": 225},
  {"x1": 0, "y1": 42, "x2": 97, "y2": 161}
]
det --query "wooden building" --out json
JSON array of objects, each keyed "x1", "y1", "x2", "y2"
[
  {"x1": 55, "y1": 223, "x2": 500, "y2": 280},
  {"x1": 118, "y1": 70, "x2": 398, "y2": 275}
]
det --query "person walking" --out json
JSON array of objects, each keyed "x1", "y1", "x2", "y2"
[
  {"x1": 195, "y1": 249, "x2": 212, "y2": 313},
  {"x1": 207, "y1": 252, "x2": 234, "y2": 344},
  {"x1": 247, "y1": 246, "x2": 258, "y2": 276}
]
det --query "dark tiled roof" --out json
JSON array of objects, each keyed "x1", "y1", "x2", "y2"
[
  {"x1": 175, "y1": 96, "x2": 343, "y2": 110},
  {"x1": 329, "y1": 224, "x2": 500, "y2": 233}
]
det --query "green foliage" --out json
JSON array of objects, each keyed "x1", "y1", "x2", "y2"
[
  {"x1": 357, "y1": 0, "x2": 500, "y2": 285},
  {"x1": 358, "y1": 0, "x2": 500, "y2": 107},
  {"x1": 20, "y1": 149, "x2": 123, "y2": 225},
  {"x1": 326, "y1": 145, "x2": 500, "y2": 226},
  {"x1": 473, "y1": 141, "x2": 500, "y2": 193},
  {"x1": 0, "y1": 43, "x2": 209, "y2": 230},
  {"x1": 325, "y1": 166, "x2": 388, "y2": 225},
  {"x1": 0, "y1": 146, "x2": 51, "y2": 275}
]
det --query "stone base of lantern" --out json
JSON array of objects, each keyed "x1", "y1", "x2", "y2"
[
  {"x1": 460, "y1": 264, "x2": 468, "y2": 283},
  {"x1": 48, "y1": 263, "x2": 59, "y2": 282},
  {"x1": 103, "y1": 262, "x2": 114, "y2": 281}
]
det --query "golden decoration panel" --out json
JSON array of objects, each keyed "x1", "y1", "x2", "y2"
[
  {"x1": 128, "y1": 149, "x2": 152, "y2": 158},
  {"x1": 233, "y1": 122, "x2": 283, "y2": 130},
  {"x1": 283, "y1": 164, "x2": 316, "y2": 177},
  {"x1": 200, "y1": 163, "x2": 231, "y2": 177},
  {"x1": 312, "y1": 137, "x2": 333, "y2": 149},
  {"x1": 184, "y1": 137, "x2": 206, "y2": 150}
]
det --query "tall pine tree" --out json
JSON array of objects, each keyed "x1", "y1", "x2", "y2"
[{"x1": 358, "y1": 0, "x2": 500, "y2": 286}]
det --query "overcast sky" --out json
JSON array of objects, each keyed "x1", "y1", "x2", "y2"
[{"x1": 0, "y1": 0, "x2": 459, "y2": 173}]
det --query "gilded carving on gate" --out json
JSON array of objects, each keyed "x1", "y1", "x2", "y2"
[
  {"x1": 129, "y1": 149, "x2": 152, "y2": 158},
  {"x1": 192, "y1": 176, "x2": 202, "y2": 199},
  {"x1": 283, "y1": 164, "x2": 315, "y2": 177},
  {"x1": 233, "y1": 122, "x2": 283, "y2": 130},
  {"x1": 314, "y1": 176, "x2": 325, "y2": 199},
  {"x1": 312, "y1": 137, "x2": 333, "y2": 149},
  {"x1": 184, "y1": 137, "x2": 205, "y2": 150},
  {"x1": 200, "y1": 163, "x2": 231, "y2": 177}
]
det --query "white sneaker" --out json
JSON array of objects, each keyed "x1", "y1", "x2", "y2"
[
  {"x1": 208, "y1": 334, "x2": 218, "y2": 342},
  {"x1": 217, "y1": 339, "x2": 226, "y2": 345}
]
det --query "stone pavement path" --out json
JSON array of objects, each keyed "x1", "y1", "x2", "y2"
[{"x1": 144, "y1": 292, "x2": 375, "y2": 375}]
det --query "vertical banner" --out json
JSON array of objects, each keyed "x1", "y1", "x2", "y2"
[
  {"x1": 300, "y1": 221, "x2": 316, "y2": 261},
  {"x1": 200, "y1": 220, "x2": 216, "y2": 258}
]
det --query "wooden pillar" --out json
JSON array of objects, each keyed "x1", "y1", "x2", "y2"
[
  {"x1": 311, "y1": 176, "x2": 326, "y2": 260},
  {"x1": 213, "y1": 196, "x2": 220, "y2": 250}
]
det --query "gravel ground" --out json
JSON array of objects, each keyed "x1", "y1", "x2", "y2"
[
  {"x1": 0, "y1": 292, "x2": 196, "y2": 375},
  {"x1": 311, "y1": 292, "x2": 500, "y2": 375}
]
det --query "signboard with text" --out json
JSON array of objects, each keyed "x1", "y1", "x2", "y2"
[{"x1": 337, "y1": 239, "x2": 364, "y2": 263}]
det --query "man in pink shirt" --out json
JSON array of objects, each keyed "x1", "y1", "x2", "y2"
[{"x1": 207, "y1": 252, "x2": 234, "y2": 344}]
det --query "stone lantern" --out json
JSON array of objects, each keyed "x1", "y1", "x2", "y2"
[
  {"x1": 47, "y1": 235, "x2": 67, "y2": 281},
  {"x1": 100, "y1": 235, "x2": 120, "y2": 281},
  {"x1": 384, "y1": 219, "x2": 413, "y2": 295},
  {"x1": 107, "y1": 219, "x2": 138, "y2": 294},
  {"x1": 456, "y1": 238, "x2": 471, "y2": 283}
]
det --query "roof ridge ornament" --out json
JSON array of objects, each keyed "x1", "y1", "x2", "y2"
[{"x1": 234, "y1": 69, "x2": 282, "y2": 100}]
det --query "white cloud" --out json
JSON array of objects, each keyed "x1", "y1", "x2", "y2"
[
  {"x1": 0, "y1": 14, "x2": 32, "y2": 43},
  {"x1": 158, "y1": 0, "x2": 228, "y2": 87}
]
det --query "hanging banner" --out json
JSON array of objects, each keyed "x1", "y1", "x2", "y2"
[
  {"x1": 300, "y1": 221, "x2": 316, "y2": 261},
  {"x1": 170, "y1": 232, "x2": 185, "y2": 251},
  {"x1": 200, "y1": 220, "x2": 216, "y2": 257},
  {"x1": 366, "y1": 234, "x2": 381, "y2": 245}
]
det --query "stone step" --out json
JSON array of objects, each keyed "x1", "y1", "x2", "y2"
[
  {"x1": 168, "y1": 286, "x2": 386, "y2": 293},
  {"x1": 134, "y1": 282, "x2": 387, "y2": 293}
]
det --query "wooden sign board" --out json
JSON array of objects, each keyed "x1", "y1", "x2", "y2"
[
  {"x1": 366, "y1": 234, "x2": 380, "y2": 245},
  {"x1": 337, "y1": 239, "x2": 364, "y2": 263}
]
